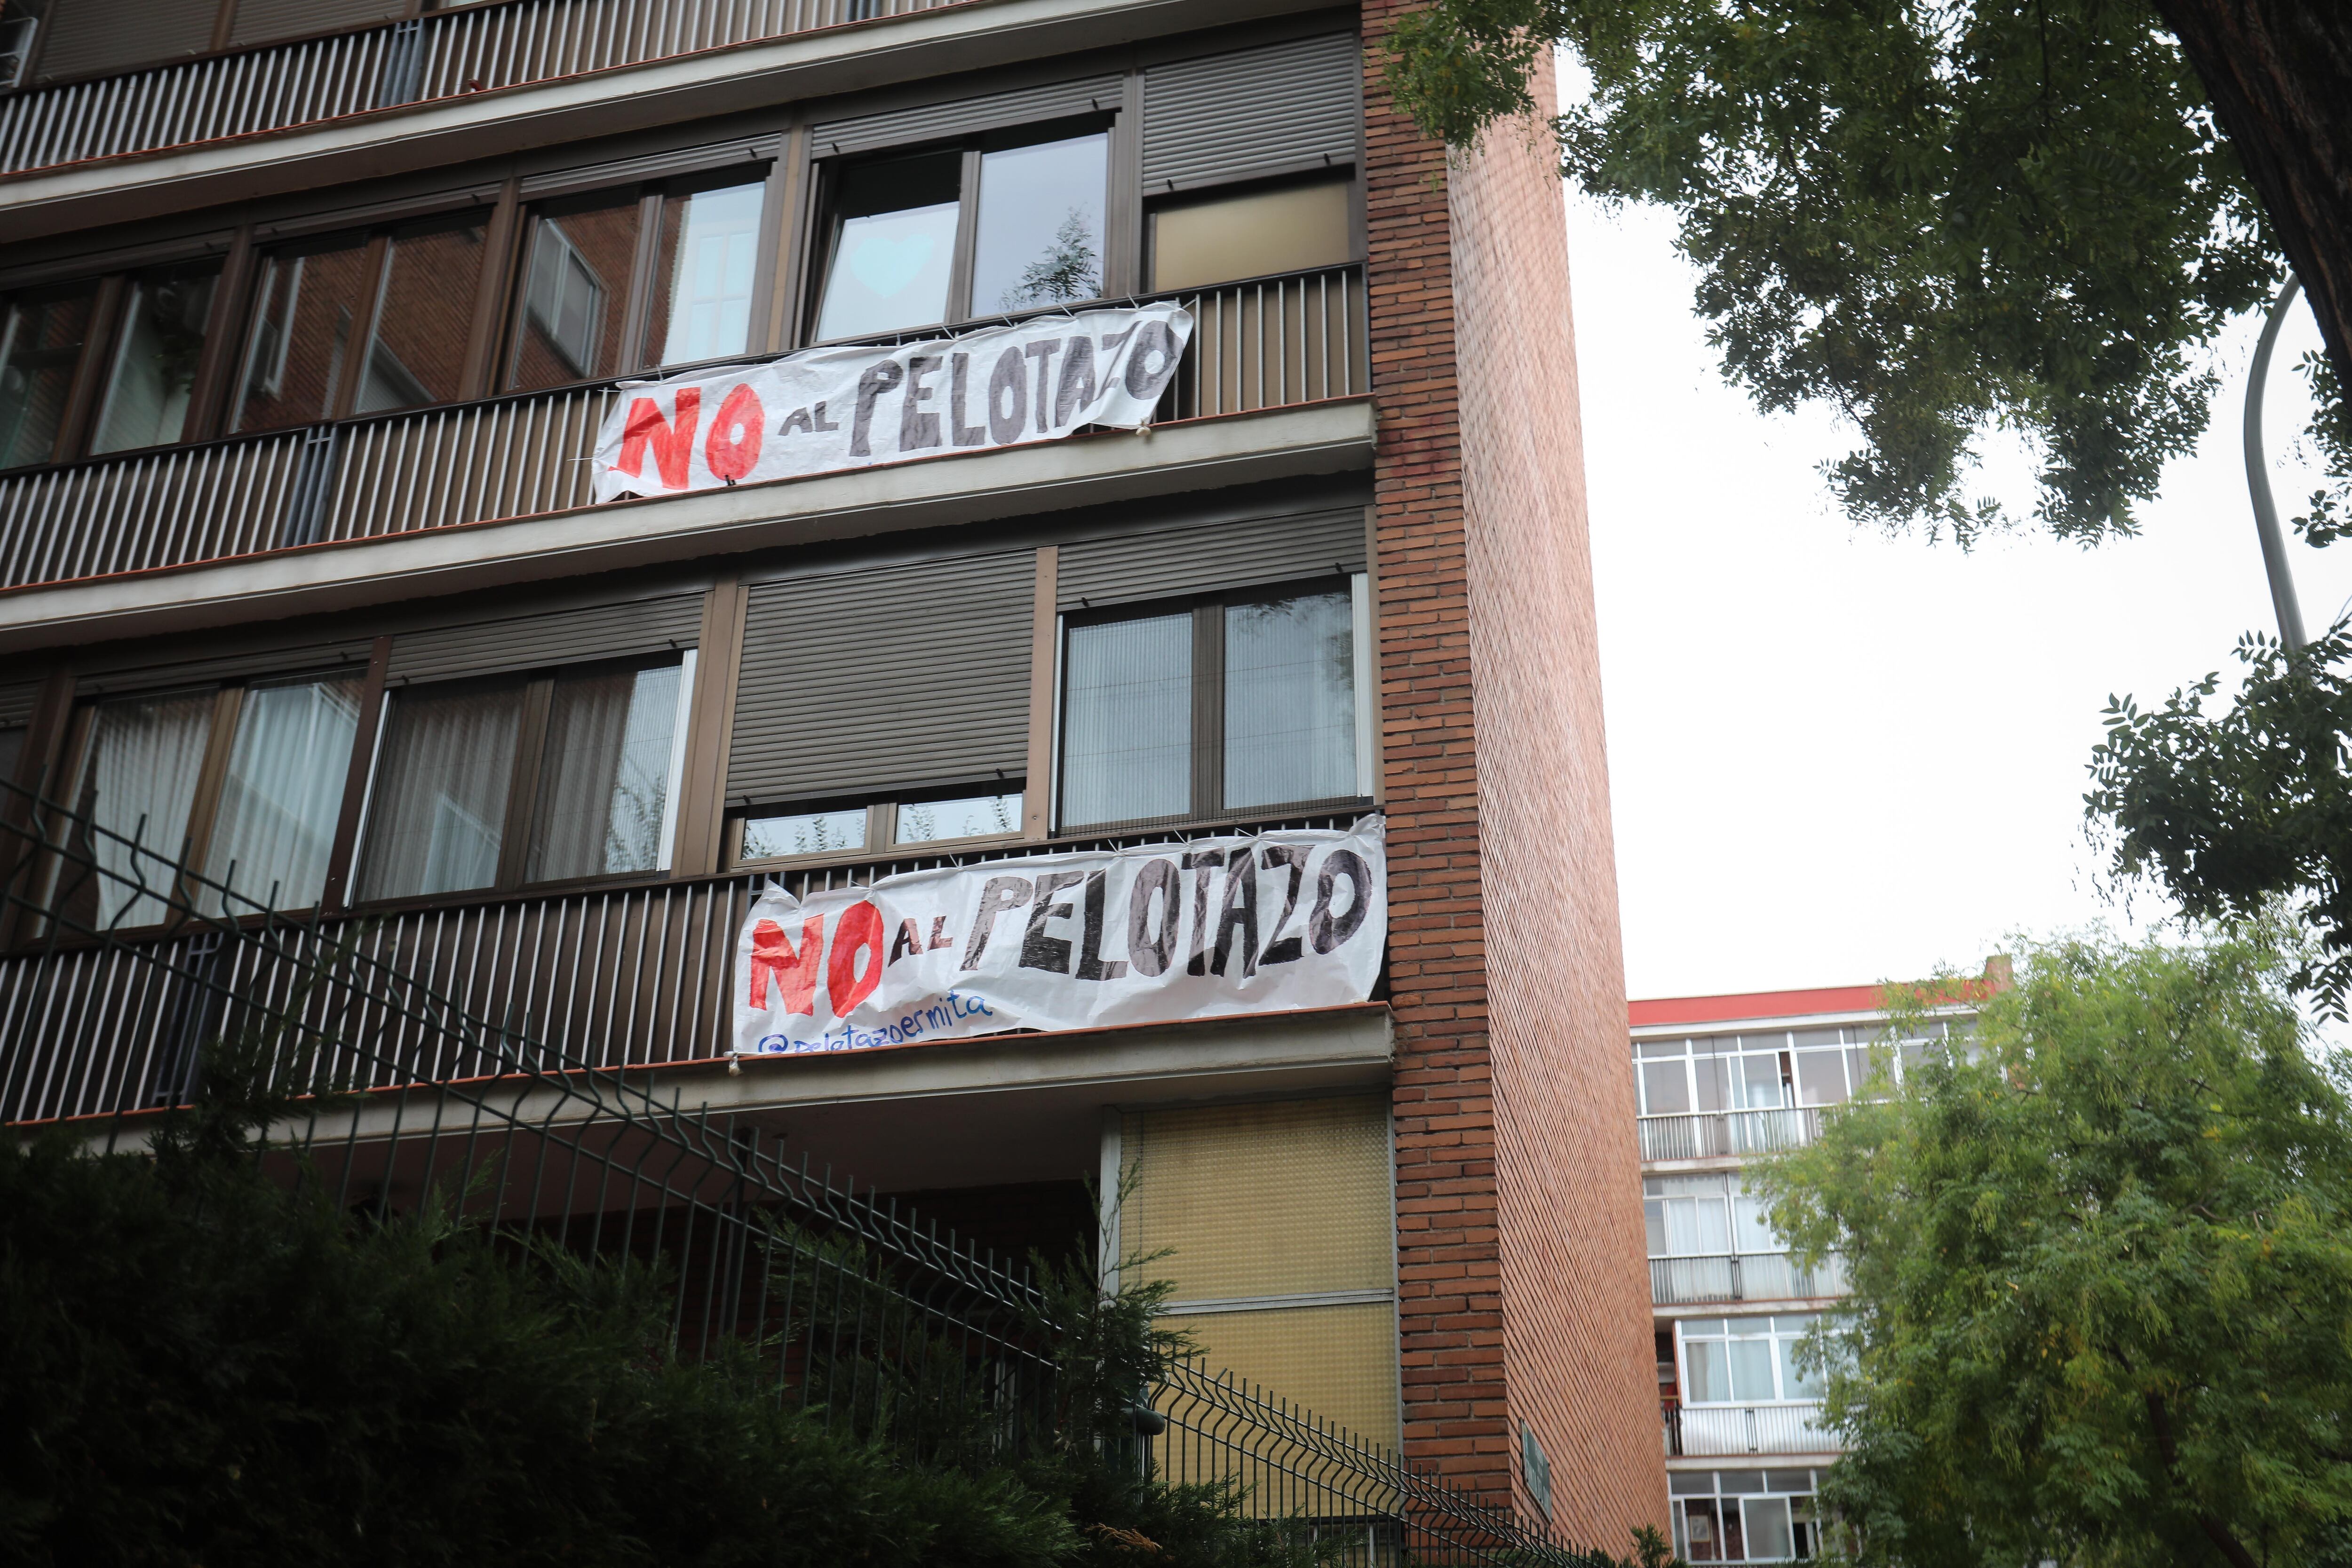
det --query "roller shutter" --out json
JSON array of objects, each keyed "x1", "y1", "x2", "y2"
[
  {"x1": 228, "y1": 0, "x2": 406, "y2": 46},
  {"x1": 1057, "y1": 509, "x2": 1364, "y2": 612},
  {"x1": 728, "y1": 551, "x2": 1033, "y2": 804},
  {"x1": 519, "y1": 138, "x2": 781, "y2": 200},
  {"x1": 387, "y1": 594, "x2": 703, "y2": 686},
  {"x1": 33, "y1": 0, "x2": 216, "y2": 83},
  {"x1": 810, "y1": 74, "x2": 1122, "y2": 158},
  {"x1": 1141, "y1": 34, "x2": 1360, "y2": 194},
  {"x1": 0, "y1": 681, "x2": 41, "y2": 729},
  {"x1": 77, "y1": 637, "x2": 374, "y2": 696}
]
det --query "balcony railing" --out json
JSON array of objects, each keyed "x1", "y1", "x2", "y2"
[
  {"x1": 1649, "y1": 1253, "x2": 1849, "y2": 1306},
  {"x1": 0, "y1": 800, "x2": 1366, "y2": 1128},
  {"x1": 0, "y1": 266, "x2": 1365, "y2": 597},
  {"x1": 0, "y1": 0, "x2": 958, "y2": 177},
  {"x1": 1663, "y1": 1402, "x2": 1835, "y2": 1458},
  {"x1": 1637, "y1": 1106, "x2": 1824, "y2": 1162}
]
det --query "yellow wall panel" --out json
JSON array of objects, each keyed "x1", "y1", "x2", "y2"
[{"x1": 1121, "y1": 1095, "x2": 1392, "y2": 1302}]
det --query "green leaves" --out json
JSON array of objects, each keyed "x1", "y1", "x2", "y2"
[
  {"x1": 1381, "y1": 0, "x2": 2279, "y2": 543},
  {"x1": 1752, "y1": 932, "x2": 2352, "y2": 1565}
]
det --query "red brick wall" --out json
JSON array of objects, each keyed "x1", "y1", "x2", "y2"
[{"x1": 1359, "y1": 11, "x2": 1666, "y2": 1542}]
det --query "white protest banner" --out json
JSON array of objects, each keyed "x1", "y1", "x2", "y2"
[
  {"x1": 593, "y1": 302, "x2": 1194, "y2": 503},
  {"x1": 732, "y1": 817, "x2": 1384, "y2": 1057}
]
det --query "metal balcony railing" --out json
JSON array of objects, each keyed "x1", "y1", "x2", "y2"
[
  {"x1": 0, "y1": 0, "x2": 959, "y2": 177},
  {"x1": 1637, "y1": 1106, "x2": 1824, "y2": 1162},
  {"x1": 1649, "y1": 1253, "x2": 1849, "y2": 1306},
  {"x1": 0, "y1": 266, "x2": 1365, "y2": 595},
  {"x1": 1663, "y1": 1402, "x2": 1836, "y2": 1458},
  {"x1": 0, "y1": 802, "x2": 1367, "y2": 1128}
]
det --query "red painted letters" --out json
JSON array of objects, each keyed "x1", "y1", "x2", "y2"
[
  {"x1": 826, "y1": 900, "x2": 885, "y2": 1017},
  {"x1": 747, "y1": 914, "x2": 823, "y2": 1014},
  {"x1": 615, "y1": 387, "x2": 701, "y2": 490},
  {"x1": 705, "y1": 383, "x2": 764, "y2": 482}
]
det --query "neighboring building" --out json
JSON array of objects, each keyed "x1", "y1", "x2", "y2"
[
  {"x1": 1630, "y1": 981, "x2": 1986, "y2": 1561},
  {"x1": 0, "y1": 0, "x2": 1661, "y2": 1540}
]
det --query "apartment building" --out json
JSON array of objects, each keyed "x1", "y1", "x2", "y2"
[
  {"x1": 1631, "y1": 983, "x2": 1982, "y2": 1561},
  {"x1": 0, "y1": 0, "x2": 1662, "y2": 1540}
]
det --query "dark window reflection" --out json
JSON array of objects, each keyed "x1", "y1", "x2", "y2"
[
  {"x1": 233, "y1": 234, "x2": 375, "y2": 433},
  {"x1": 357, "y1": 212, "x2": 489, "y2": 414},
  {"x1": 0, "y1": 280, "x2": 99, "y2": 469},
  {"x1": 511, "y1": 192, "x2": 643, "y2": 390},
  {"x1": 91, "y1": 259, "x2": 222, "y2": 455}
]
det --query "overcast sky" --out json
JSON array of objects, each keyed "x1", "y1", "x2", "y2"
[{"x1": 1562, "y1": 112, "x2": 2340, "y2": 1005}]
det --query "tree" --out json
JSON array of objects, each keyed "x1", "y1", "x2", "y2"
[
  {"x1": 1750, "y1": 930, "x2": 2352, "y2": 1567},
  {"x1": 1378, "y1": 0, "x2": 2351, "y2": 546},
  {"x1": 1002, "y1": 209, "x2": 1101, "y2": 311}
]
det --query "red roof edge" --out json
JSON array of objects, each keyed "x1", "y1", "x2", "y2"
[{"x1": 1629, "y1": 963, "x2": 2008, "y2": 1029}]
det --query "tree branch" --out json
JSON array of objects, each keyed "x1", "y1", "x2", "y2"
[{"x1": 2144, "y1": 1390, "x2": 2262, "y2": 1568}]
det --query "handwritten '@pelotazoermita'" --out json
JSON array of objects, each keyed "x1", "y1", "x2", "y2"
[
  {"x1": 594, "y1": 302, "x2": 1193, "y2": 502},
  {"x1": 731, "y1": 818, "x2": 1385, "y2": 1056}
]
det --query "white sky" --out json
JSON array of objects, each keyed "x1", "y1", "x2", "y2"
[{"x1": 1561, "y1": 100, "x2": 2341, "y2": 1004}]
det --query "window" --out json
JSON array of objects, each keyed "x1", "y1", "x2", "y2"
[
  {"x1": 1678, "y1": 1317, "x2": 1823, "y2": 1406},
  {"x1": 55, "y1": 689, "x2": 216, "y2": 930},
  {"x1": 1149, "y1": 175, "x2": 1352, "y2": 292},
  {"x1": 200, "y1": 674, "x2": 363, "y2": 913},
  {"x1": 506, "y1": 174, "x2": 770, "y2": 391},
  {"x1": 1058, "y1": 579, "x2": 1370, "y2": 832},
  {"x1": 1633, "y1": 1024, "x2": 1964, "y2": 1115},
  {"x1": 1644, "y1": 1175, "x2": 1784, "y2": 1259},
  {"x1": 811, "y1": 125, "x2": 1108, "y2": 341},
  {"x1": 0, "y1": 280, "x2": 100, "y2": 470},
  {"x1": 737, "y1": 788, "x2": 1023, "y2": 866},
  {"x1": 357, "y1": 653, "x2": 694, "y2": 902},
  {"x1": 1670, "y1": 1469, "x2": 1821, "y2": 1563},
  {"x1": 89, "y1": 259, "x2": 222, "y2": 454},
  {"x1": 236, "y1": 212, "x2": 491, "y2": 432}
]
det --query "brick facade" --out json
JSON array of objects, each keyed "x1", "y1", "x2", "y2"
[{"x1": 1360, "y1": 11, "x2": 1666, "y2": 1540}]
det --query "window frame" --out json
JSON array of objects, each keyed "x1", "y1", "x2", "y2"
[
  {"x1": 1674, "y1": 1315, "x2": 1821, "y2": 1408},
  {"x1": 799, "y1": 112, "x2": 1118, "y2": 347},
  {"x1": 350, "y1": 649, "x2": 699, "y2": 909},
  {"x1": 1052, "y1": 573, "x2": 1373, "y2": 836},
  {"x1": 728, "y1": 780, "x2": 1028, "y2": 872}
]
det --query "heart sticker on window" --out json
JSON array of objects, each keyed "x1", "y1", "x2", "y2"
[{"x1": 849, "y1": 233, "x2": 936, "y2": 298}]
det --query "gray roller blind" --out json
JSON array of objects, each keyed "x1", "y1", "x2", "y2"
[
  {"x1": 389, "y1": 595, "x2": 702, "y2": 686},
  {"x1": 229, "y1": 0, "x2": 406, "y2": 46},
  {"x1": 811, "y1": 74, "x2": 1122, "y2": 158},
  {"x1": 1142, "y1": 34, "x2": 1360, "y2": 194},
  {"x1": 519, "y1": 139, "x2": 780, "y2": 200},
  {"x1": 77, "y1": 637, "x2": 374, "y2": 696},
  {"x1": 1058, "y1": 509, "x2": 1365, "y2": 612},
  {"x1": 729, "y1": 552, "x2": 1033, "y2": 804},
  {"x1": 0, "y1": 681, "x2": 42, "y2": 730},
  {"x1": 34, "y1": 0, "x2": 216, "y2": 82}
]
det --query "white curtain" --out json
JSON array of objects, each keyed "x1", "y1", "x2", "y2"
[
  {"x1": 528, "y1": 663, "x2": 680, "y2": 882},
  {"x1": 1062, "y1": 612, "x2": 1191, "y2": 828},
  {"x1": 202, "y1": 676, "x2": 360, "y2": 912},
  {"x1": 359, "y1": 683, "x2": 524, "y2": 900},
  {"x1": 77, "y1": 691, "x2": 214, "y2": 928}
]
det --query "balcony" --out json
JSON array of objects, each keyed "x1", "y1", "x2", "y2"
[
  {"x1": 1663, "y1": 1402, "x2": 1835, "y2": 1458},
  {"x1": 1650, "y1": 1253, "x2": 1848, "y2": 1306},
  {"x1": 0, "y1": 0, "x2": 959, "y2": 180},
  {"x1": 0, "y1": 266, "x2": 1364, "y2": 629},
  {"x1": 1637, "y1": 1106, "x2": 1823, "y2": 1162}
]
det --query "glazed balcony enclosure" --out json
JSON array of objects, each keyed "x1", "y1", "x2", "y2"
[{"x1": 0, "y1": 265, "x2": 1364, "y2": 599}]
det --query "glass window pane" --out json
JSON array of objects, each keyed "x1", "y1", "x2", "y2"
[
  {"x1": 356, "y1": 213, "x2": 490, "y2": 414},
  {"x1": 1741, "y1": 1497, "x2": 1795, "y2": 1560},
  {"x1": 895, "y1": 792, "x2": 1021, "y2": 844},
  {"x1": 67, "y1": 690, "x2": 215, "y2": 929},
  {"x1": 201, "y1": 676, "x2": 361, "y2": 913},
  {"x1": 1642, "y1": 1059, "x2": 1692, "y2": 1115},
  {"x1": 358, "y1": 682, "x2": 524, "y2": 900},
  {"x1": 0, "y1": 280, "x2": 99, "y2": 469},
  {"x1": 1150, "y1": 175, "x2": 1352, "y2": 292},
  {"x1": 527, "y1": 662, "x2": 683, "y2": 883},
  {"x1": 1733, "y1": 1192, "x2": 1779, "y2": 1254},
  {"x1": 1739, "y1": 1051, "x2": 1786, "y2": 1109},
  {"x1": 1644, "y1": 1199, "x2": 1666, "y2": 1256},
  {"x1": 1062, "y1": 611, "x2": 1191, "y2": 828},
  {"x1": 1680, "y1": 1500, "x2": 1723, "y2": 1563},
  {"x1": 646, "y1": 180, "x2": 764, "y2": 367},
  {"x1": 1793, "y1": 1049, "x2": 1847, "y2": 1107},
  {"x1": 90, "y1": 261, "x2": 221, "y2": 455},
  {"x1": 234, "y1": 236, "x2": 376, "y2": 433},
  {"x1": 1779, "y1": 1334, "x2": 1823, "y2": 1400},
  {"x1": 971, "y1": 131, "x2": 1107, "y2": 314},
  {"x1": 1727, "y1": 1339, "x2": 1777, "y2": 1402},
  {"x1": 511, "y1": 194, "x2": 644, "y2": 390},
  {"x1": 1683, "y1": 1339, "x2": 1730, "y2": 1403},
  {"x1": 1693, "y1": 1055, "x2": 1732, "y2": 1112},
  {"x1": 815, "y1": 151, "x2": 961, "y2": 341},
  {"x1": 742, "y1": 807, "x2": 868, "y2": 859},
  {"x1": 1224, "y1": 589, "x2": 1356, "y2": 810}
]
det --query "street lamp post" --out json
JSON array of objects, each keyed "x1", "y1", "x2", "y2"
[{"x1": 2246, "y1": 273, "x2": 2310, "y2": 650}]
